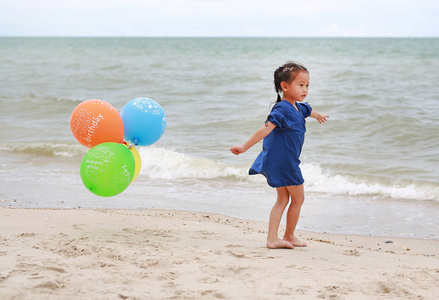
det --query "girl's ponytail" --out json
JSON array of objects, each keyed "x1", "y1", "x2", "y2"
[
  {"x1": 274, "y1": 67, "x2": 283, "y2": 104},
  {"x1": 276, "y1": 92, "x2": 282, "y2": 103}
]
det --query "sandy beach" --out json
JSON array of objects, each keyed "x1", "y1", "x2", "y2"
[{"x1": 0, "y1": 208, "x2": 438, "y2": 299}]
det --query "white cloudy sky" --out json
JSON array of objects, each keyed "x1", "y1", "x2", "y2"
[{"x1": 1, "y1": 0, "x2": 438, "y2": 37}]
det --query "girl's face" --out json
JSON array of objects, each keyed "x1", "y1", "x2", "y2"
[{"x1": 281, "y1": 71, "x2": 309, "y2": 103}]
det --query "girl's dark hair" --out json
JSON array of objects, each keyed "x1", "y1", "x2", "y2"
[{"x1": 274, "y1": 61, "x2": 308, "y2": 103}]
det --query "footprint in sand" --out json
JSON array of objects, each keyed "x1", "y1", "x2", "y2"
[
  {"x1": 32, "y1": 281, "x2": 62, "y2": 290},
  {"x1": 227, "y1": 250, "x2": 248, "y2": 259}
]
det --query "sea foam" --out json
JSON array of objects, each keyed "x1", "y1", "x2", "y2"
[
  {"x1": 1, "y1": 142, "x2": 436, "y2": 202},
  {"x1": 139, "y1": 147, "x2": 439, "y2": 202}
]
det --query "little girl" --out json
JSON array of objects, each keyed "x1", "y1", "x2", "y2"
[{"x1": 230, "y1": 62, "x2": 329, "y2": 249}]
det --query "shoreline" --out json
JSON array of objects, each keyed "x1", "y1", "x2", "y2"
[
  {"x1": 2, "y1": 206, "x2": 439, "y2": 242},
  {"x1": 1, "y1": 207, "x2": 438, "y2": 299}
]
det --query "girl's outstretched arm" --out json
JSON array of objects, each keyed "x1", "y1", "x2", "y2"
[
  {"x1": 230, "y1": 121, "x2": 276, "y2": 155},
  {"x1": 310, "y1": 110, "x2": 329, "y2": 124}
]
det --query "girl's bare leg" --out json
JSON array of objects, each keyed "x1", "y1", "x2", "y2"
[
  {"x1": 283, "y1": 184, "x2": 307, "y2": 247},
  {"x1": 266, "y1": 187, "x2": 294, "y2": 249}
]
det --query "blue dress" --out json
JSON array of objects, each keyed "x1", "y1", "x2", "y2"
[{"x1": 249, "y1": 100, "x2": 312, "y2": 187}]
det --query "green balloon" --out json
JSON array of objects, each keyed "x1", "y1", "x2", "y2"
[{"x1": 80, "y1": 142, "x2": 135, "y2": 197}]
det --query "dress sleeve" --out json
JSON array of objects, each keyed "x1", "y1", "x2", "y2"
[
  {"x1": 266, "y1": 105, "x2": 286, "y2": 128},
  {"x1": 298, "y1": 102, "x2": 312, "y2": 118}
]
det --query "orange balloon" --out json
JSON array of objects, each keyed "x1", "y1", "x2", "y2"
[{"x1": 70, "y1": 99, "x2": 124, "y2": 148}]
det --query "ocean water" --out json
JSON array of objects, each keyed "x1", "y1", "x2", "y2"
[{"x1": 0, "y1": 37, "x2": 438, "y2": 239}]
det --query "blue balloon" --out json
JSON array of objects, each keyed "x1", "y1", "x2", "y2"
[{"x1": 121, "y1": 97, "x2": 167, "y2": 146}]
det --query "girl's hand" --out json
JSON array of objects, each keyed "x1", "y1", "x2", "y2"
[
  {"x1": 316, "y1": 113, "x2": 329, "y2": 124},
  {"x1": 230, "y1": 145, "x2": 246, "y2": 155},
  {"x1": 312, "y1": 111, "x2": 329, "y2": 124},
  {"x1": 310, "y1": 109, "x2": 329, "y2": 123}
]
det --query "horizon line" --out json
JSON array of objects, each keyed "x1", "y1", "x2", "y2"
[{"x1": 1, "y1": 35, "x2": 438, "y2": 39}]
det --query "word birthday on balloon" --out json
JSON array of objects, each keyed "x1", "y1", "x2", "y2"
[
  {"x1": 70, "y1": 97, "x2": 167, "y2": 197},
  {"x1": 84, "y1": 114, "x2": 105, "y2": 143}
]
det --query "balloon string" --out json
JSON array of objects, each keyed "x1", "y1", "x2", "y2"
[
  {"x1": 123, "y1": 143, "x2": 231, "y2": 151},
  {"x1": 163, "y1": 146, "x2": 232, "y2": 150},
  {"x1": 121, "y1": 140, "x2": 135, "y2": 149}
]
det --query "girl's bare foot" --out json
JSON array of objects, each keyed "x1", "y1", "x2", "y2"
[
  {"x1": 283, "y1": 236, "x2": 307, "y2": 247},
  {"x1": 266, "y1": 238, "x2": 295, "y2": 249}
]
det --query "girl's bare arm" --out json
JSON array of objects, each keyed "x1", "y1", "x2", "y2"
[{"x1": 230, "y1": 121, "x2": 276, "y2": 155}]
